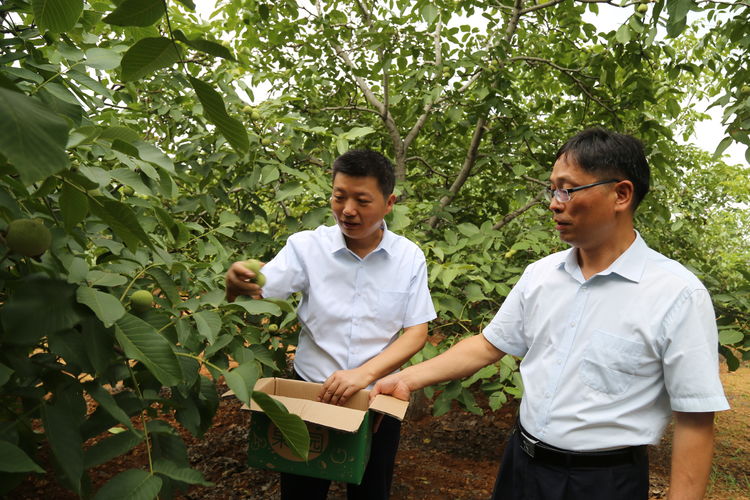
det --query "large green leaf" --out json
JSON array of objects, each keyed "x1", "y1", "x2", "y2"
[
  {"x1": 89, "y1": 196, "x2": 153, "y2": 251},
  {"x1": 0, "y1": 87, "x2": 70, "y2": 185},
  {"x1": 104, "y1": 0, "x2": 165, "y2": 27},
  {"x1": 227, "y1": 297, "x2": 282, "y2": 316},
  {"x1": 0, "y1": 276, "x2": 80, "y2": 346},
  {"x1": 93, "y1": 469, "x2": 162, "y2": 500},
  {"x1": 120, "y1": 37, "x2": 181, "y2": 82},
  {"x1": 221, "y1": 361, "x2": 258, "y2": 408},
  {"x1": 193, "y1": 310, "x2": 222, "y2": 344},
  {"x1": 77, "y1": 286, "x2": 126, "y2": 328},
  {"x1": 0, "y1": 441, "x2": 44, "y2": 473},
  {"x1": 83, "y1": 430, "x2": 143, "y2": 468},
  {"x1": 31, "y1": 0, "x2": 83, "y2": 32},
  {"x1": 189, "y1": 76, "x2": 249, "y2": 154},
  {"x1": 42, "y1": 400, "x2": 84, "y2": 494},
  {"x1": 84, "y1": 382, "x2": 136, "y2": 431},
  {"x1": 152, "y1": 458, "x2": 213, "y2": 486},
  {"x1": 251, "y1": 392, "x2": 310, "y2": 461},
  {"x1": 60, "y1": 182, "x2": 89, "y2": 231},
  {"x1": 115, "y1": 314, "x2": 182, "y2": 387},
  {"x1": 173, "y1": 30, "x2": 235, "y2": 60}
]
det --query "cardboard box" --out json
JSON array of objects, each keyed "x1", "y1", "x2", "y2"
[{"x1": 232, "y1": 377, "x2": 409, "y2": 485}]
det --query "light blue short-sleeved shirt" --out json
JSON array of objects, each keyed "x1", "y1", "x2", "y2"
[
  {"x1": 483, "y1": 232, "x2": 729, "y2": 451},
  {"x1": 261, "y1": 224, "x2": 436, "y2": 385}
]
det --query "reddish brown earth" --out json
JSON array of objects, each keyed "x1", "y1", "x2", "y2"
[{"x1": 11, "y1": 362, "x2": 749, "y2": 500}]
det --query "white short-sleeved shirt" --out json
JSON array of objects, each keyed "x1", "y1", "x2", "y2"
[
  {"x1": 483, "y1": 232, "x2": 729, "y2": 451},
  {"x1": 261, "y1": 224, "x2": 436, "y2": 385}
]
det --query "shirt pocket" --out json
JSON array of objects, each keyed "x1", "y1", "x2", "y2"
[
  {"x1": 377, "y1": 290, "x2": 409, "y2": 334},
  {"x1": 579, "y1": 330, "x2": 648, "y2": 395}
]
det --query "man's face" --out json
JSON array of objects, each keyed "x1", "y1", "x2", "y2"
[
  {"x1": 548, "y1": 156, "x2": 619, "y2": 250},
  {"x1": 331, "y1": 173, "x2": 395, "y2": 248}
]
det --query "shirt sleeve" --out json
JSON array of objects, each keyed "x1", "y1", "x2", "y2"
[
  {"x1": 259, "y1": 238, "x2": 309, "y2": 300},
  {"x1": 661, "y1": 288, "x2": 730, "y2": 412},
  {"x1": 482, "y1": 263, "x2": 534, "y2": 358},
  {"x1": 402, "y1": 251, "x2": 437, "y2": 328}
]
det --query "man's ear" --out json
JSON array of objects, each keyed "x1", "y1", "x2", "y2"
[
  {"x1": 614, "y1": 180, "x2": 635, "y2": 213},
  {"x1": 384, "y1": 193, "x2": 396, "y2": 215}
]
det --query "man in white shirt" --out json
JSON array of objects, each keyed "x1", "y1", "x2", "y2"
[
  {"x1": 226, "y1": 149, "x2": 436, "y2": 500},
  {"x1": 371, "y1": 128, "x2": 729, "y2": 500}
]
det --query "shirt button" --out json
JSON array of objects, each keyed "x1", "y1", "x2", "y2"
[{"x1": 570, "y1": 322, "x2": 575, "y2": 327}]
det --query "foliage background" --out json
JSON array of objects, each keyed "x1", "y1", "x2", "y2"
[{"x1": 0, "y1": 0, "x2": 748, "y2": 497}]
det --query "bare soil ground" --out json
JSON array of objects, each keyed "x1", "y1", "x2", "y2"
[{"x1": 10, "y1": 362, "x2": 749, "y2": 500}]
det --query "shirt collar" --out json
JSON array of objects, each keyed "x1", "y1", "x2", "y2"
[
  {"x1": 330, "y1": 220, "x2": 393, "y2": 257},
  {"x1": 559, "y1": 231, "x2": 648, "y2": 283}
]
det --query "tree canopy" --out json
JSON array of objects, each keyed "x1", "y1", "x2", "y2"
[{"x1": 0, "y1": 0, "x2": 748, "y2": 497}]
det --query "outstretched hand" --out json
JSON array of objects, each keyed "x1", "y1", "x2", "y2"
[
  {"x1": 318, "y1": 368, "x2": 371, "y2": 406},
  {"x1": 370, "y1": 373, "x2": 412, "y2": 403},
  {"x1": 225, "y1": 261, "x2": 264, "y2": 302}
]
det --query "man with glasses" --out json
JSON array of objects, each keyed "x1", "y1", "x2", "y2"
[{"x1": 372, "y1": 128, "x2": 728, "y2": 499}]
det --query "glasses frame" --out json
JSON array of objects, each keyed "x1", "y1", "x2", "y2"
[{"x1": 545, "y1": 179, "x2": 621, "y2": 203}]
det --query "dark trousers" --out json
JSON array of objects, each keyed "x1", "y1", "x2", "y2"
[
  {"x1": 491, "y1": 430, "x2": 649, "y2": 500},
  {"x1": 279, "y1": 414, "x2": 401, "y2": 500}
]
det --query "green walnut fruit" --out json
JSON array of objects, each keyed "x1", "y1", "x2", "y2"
[
  {"x1": 268, "y1": 324, "x2": 278, "y2": 332},
  {"x1": 260, "y1": 137, "x2": 272, "y2": 146},
  {"x1": 5, "y1": 218, "x2": 52, "y2": 257},
  {"x1": 242, "y1": 259, "x2": 266, "y2": 287},
  {"x1": 636, "y1": 3, "x2": 648, "y2": 13},
  {"x1": 740, "y1": 85, "x2": 750, "y2": 94},
  {"x1": 251, "y1": 110, "x2": 261, "y2": 120},
  {"x1": 130, "y1": 290, "x2": 154, "y2": 312},
  {"x1": 242, "y1": 105, "x2": 254, "y2": 113}
]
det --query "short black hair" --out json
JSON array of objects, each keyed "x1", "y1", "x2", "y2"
[
  {"x1": 556, "y1": 128, "x2": 650, "y2": 210},
  {"x1": 332, "y1": 149, "x2": 396, "y2": 197}
]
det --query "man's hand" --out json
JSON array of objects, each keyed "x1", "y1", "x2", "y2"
[
  {"x1": 318, "y1": 368, "x2": 371, "y2": 406},
  {"x1": 370, "y1": 373, "x2": 412, "y2": 402},
  {"x1": 225, "y1": 260, "x2": 264, "y2": 302}
]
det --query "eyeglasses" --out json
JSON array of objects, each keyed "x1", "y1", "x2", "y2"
[{"x1": 544, "y1": 179, "x2": 620, "y2": 203}]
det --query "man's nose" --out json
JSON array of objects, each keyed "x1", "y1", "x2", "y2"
[
  {"x1": 343, "y1": 201, "x2": 357, "y2": 215},
  {"x1": 548, "y1": 196, "x2": 564, "y2": 213}
]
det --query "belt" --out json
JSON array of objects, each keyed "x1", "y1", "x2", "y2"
[{"x1": 515, "y1": 422, "x2": 646, "y2": 468}]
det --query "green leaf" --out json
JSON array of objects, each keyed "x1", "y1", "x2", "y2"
[
  {"x1": 84, "y1": 382, "x2": 136, "y2": 431},
  {"x1": 93, "y1": 469, "x2": 162, "y2": 500},
  {"x1": 420, "y1": 4, "x2": 438, "y2": 24},
  {"x1": 147, "y1": 268, "x2": 180, "y2": 306},
  {"x1": 0, "y1": 88, "x2": 70, "y2": 185},
  {"x1": 121, "y1": 37, "x2": 181, "y2": 82},
  {"x1": 84, "y1": 430, "x2": 143, "y2": 469},
  {"x1": 31, "y1": 0, "x2": 83, "y2": 32},
  {"x1": 115, "y1": 313, "x2": 182, "y2": 387},
  {"x1": 222, "y1": 361, "x2": 258, "y2": 408},
  {"x1": 189, "y1": 76, "x2": 249, "y2": 154},
  {"x1": 104, "y1": 0, "x2": 165, "y2": 27},
  {"x1": 77, "y1": 286, "x2": 126, "y2": 328},
  {"x1": 0, "y1": 276, "x2": 80, "y2": 346},
  {"x1": 86, "y1": 48, "x2": 122, "y2": 70},
  {"x1": 60, "y1": 182, "x2": 89, "y2": 231},
  {"x1": 173, "y1": 30, "x2": 234, "y2": 60},
  {"x1": 227, "y1": 297, "x2": 282, "y2": 316},
  {"x1": 719, "y1": 329, "x2": 743, "y2": 346},
  {"x1": 89, "y1": 196, "x2": 153, "y2": 251},
  {"x1": 0, "y1": 441, "x2": 44, "y2": 473},
  {"x1": 152, "y1": 459, "x2": 213, "y2": 486},
  {"x1": 193, "y1": 310, "x2": 222, "y2": 344},
  {"x1": 252, "y1": 392, "x2": 310, "y2": 460},
  {"x1": 42, "y1": 401, "x2": 84, "y2": 494},
  {"x1": 0, "y1": 362, "x2": 13, "y2": 387},
  {"x1": 615, "y1": 24, "x2": 631, "y2": 44}
]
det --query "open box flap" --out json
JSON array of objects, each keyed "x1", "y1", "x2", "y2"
[
  {"x1": 368, "y1": 394, "x2": 409, "y2": 421},
  {"x1": 250, "y1": 395, "x2": 367, "y2": 433}
]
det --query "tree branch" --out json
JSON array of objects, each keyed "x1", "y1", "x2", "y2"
[
  {"x1": 493, "y1": 192, "x2": 546, "y2": 231},
  {"x1": 428, "y1": 115, "x2": 488, "y2": 228},
  {"x1": 407, "y1": 156, "x2": 449, "y2": 179}
]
